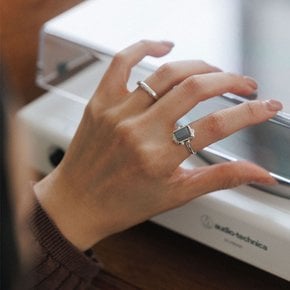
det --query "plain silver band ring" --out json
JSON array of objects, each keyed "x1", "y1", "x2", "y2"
[
  {"x1": 137, "y1": 81, "x2": 159, "y2": 100},
  {"x1": 184, "y1": 140, "x2": 197, "y2": 155}
]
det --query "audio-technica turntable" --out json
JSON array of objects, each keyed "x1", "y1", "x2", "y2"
[{"x1": 18, "y1": 0, "x2": 290, "y2": 280}]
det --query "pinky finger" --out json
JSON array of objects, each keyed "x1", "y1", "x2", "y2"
[{"x1": 187, "y1": 161, "x2": 277, "y2": 198}]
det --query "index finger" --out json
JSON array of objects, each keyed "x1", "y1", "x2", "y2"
[{"x1": 99, "y1": 40, "x2": 174, "y2": 95}]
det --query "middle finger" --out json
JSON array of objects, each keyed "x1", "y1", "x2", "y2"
[
  {"x1": 151, "y1": 72, "x2": 258, "y2": 126},
  {"x1": 126, "y1": 60, "x2": 221, "y2": 113}
]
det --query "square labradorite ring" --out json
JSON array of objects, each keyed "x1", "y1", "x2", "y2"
[{"x1": 172, "y1": 125, "x2": 196, "y2": 154}]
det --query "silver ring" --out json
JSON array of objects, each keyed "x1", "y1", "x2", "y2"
[
  {"x1": 137, "y1": 81, "x2": 159, "y2": 100},
  {"x1": 172, "y1": 125, "x2": 197, "y2": 155},
  {"x1": 184, "y1": 140, "x2": 197, "y2": 155}
]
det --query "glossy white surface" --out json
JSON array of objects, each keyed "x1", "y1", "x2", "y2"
[{"x1": 44, "y1": 0, "x2": 290, "y2": 114}]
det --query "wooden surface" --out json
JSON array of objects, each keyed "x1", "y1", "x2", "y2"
[{"x1": 2, "y1": 2, "x2": 289, "y2": 289}]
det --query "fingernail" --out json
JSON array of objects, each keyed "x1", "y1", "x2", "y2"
[
  {"x1": 244, "y1": 76, "x2": 258, "y2": 90},
  {"x1": 265, "y1": 99, "x2": 283, "y2": 111},
  {"x1": 160, "y1": 40, "x2": 175, "y2": 48}
]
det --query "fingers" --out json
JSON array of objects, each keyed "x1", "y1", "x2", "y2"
[
  {"x1": 166, "y1": 99, "x2": 282, "y2": 165},
  {"x1": 98, "y1": 40, "x2": 174, "y2": 97},
  {"x1": 180, "y1": 161, "x2": 276, "y2": 201},
  {"x1": 127, "y1": 60, "x2": 221, "y2": 111},
  {"x1": 152, "y1": 72, "x2": 258, "y2": 125}
]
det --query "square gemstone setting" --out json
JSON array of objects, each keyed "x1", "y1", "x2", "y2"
[{"x1": 173, "y1": 125, "x2": 195, "y2": 144}]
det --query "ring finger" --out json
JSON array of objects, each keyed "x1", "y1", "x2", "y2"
[{"x1": 169, "y1": 99, "x2": 282, "y2": 164}]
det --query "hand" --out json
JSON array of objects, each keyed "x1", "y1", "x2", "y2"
[{"x1": 34, "y1": 40, "x2": 282, "y2": 250}]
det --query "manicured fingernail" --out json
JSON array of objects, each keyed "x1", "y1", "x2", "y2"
[
  {"x1": 265, "y1": 99, "x2": 283, "y2": 111},
  {"x1": 244, "y1": 76, "x2": 258, "y2": 89},
  {"x1": 160, "y1": 40, "x2": 175, "y2": 48}
]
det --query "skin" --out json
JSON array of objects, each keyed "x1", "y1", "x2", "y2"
[{"x1": 34, "y1": 40, "x2": 282, "y2": 251}]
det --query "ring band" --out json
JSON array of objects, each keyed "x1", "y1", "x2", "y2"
[
  {"x1": 184, "y1": 140, "x2": 197, "y2": 155},
  {"x1": 173, "y1": 125, "x2": 197, "y2": 155},
  {"x1": 137, "y1": 81, "x2": 159, "y2": 100}
]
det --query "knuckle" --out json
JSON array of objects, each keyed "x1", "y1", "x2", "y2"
[
  {"x1": 182, "y1": 75, "x2": 202, "y2": 94},
  {"x1": 112, "y1": 51, "x2": 127, "y2": 66},
  {"x1": 206, "y1": 113, "x2": 226, "y2": 138},
  {"x1": 83, "y1": 101, "x2": 105, "y2": 123},
  {"x1": 217, "y1": 164, "x2": 240, "y2": 189},
  {"x1": 224, "y1": 72, "x2": 240, "y2": 88},
  {"x1": 225, "y1": 72, "x2": 239, "y2": 80},
  {"x1": 83, "y1": 102, "x2": 95, "y2": 120},
  {"x1": 155, "y1": 63, "x2": 175, "y2": 80},
  {"x1": 115, "y1": 121, "x2": 166, "y2": 177},
  {"x1": 245, "y1": 101, "x2": 259, "y2": 118},
  {"x1": 139, "y1": 39, "x2": 150, "y2": 47},
  {"x1": 98, "y1": 109, "x2": 120, "y2": 130},
  {"x1": 115, "y1": 120, "x2": 136, "y2": 143},
  {"x1": 222, "y1": 72, "x2": 242, "y2": 92},
  {"x1": 138, "y1": 39, "x2": 153, "y2": 54}
]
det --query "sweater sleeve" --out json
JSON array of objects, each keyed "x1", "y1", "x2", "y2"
[{"x1": 27, "y1": 198, "x2": 102, "y2": 290}]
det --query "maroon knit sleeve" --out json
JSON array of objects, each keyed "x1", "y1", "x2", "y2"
[{"x1": 27, "y1": 198, "x2": 102, "y2": 290}]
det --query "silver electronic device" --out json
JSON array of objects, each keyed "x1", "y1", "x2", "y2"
[{"x1": 18, "y1": 0, "x2": 290, "y2": 281}]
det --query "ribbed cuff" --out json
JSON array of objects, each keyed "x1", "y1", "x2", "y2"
[{"x1": 29, "y1": 196, "x2": 101, "y2": 281}]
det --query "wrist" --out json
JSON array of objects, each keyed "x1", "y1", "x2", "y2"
[{"x1": 33, "y1": 170, "x2": 103, "y2": 251}]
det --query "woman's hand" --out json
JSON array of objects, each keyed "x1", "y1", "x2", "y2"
[{"x1": 34, "y1": 40, "x2": 282, "y2": 250}]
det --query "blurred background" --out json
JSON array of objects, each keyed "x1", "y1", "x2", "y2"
[
  {"x1": 1, "y1": 0, "x2": 290, "y2": 110},
  {"x1": 0, "y1": 0, "x2": 83, "y2": 104}
]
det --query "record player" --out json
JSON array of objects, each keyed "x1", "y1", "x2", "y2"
[{"x1": 18, "y1": 0, "x2": 290, "y2": 280}]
